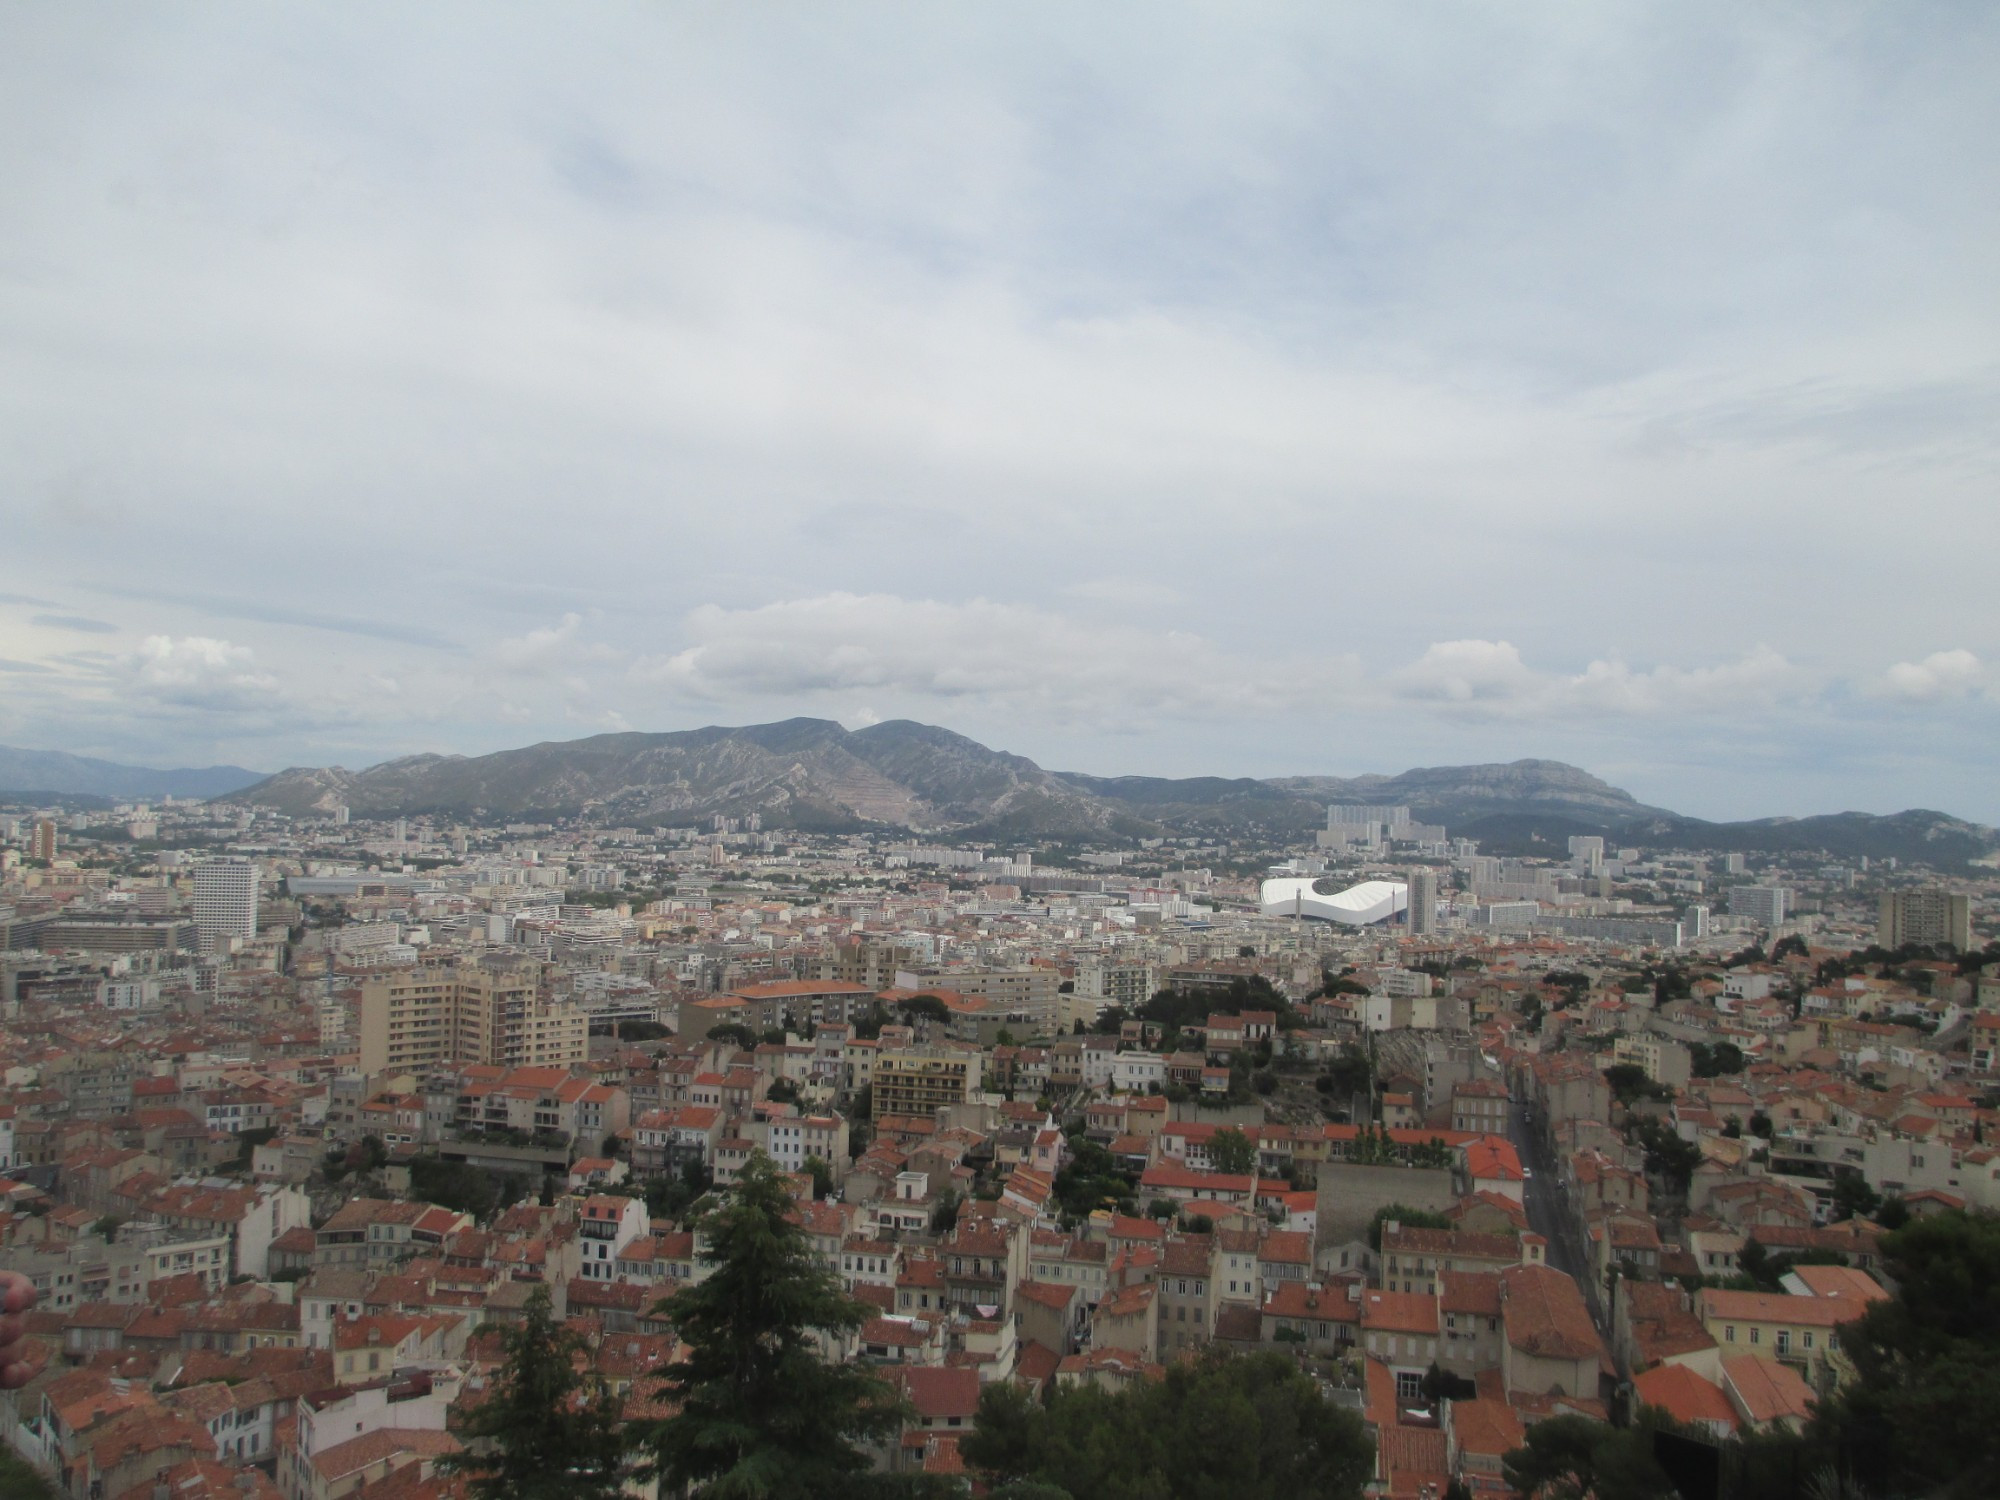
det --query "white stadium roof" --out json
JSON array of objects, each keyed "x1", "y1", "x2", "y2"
[{"x1": 1258, "y1": 877, "x2": 1408, "y2": 925}]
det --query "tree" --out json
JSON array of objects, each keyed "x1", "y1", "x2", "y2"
[
  {"x1": 931, "y1": 1188, "x2": 963, "y2": 1233},
  {"x1": 635, "y1": 1151, "x2": 900, "y2": 1498},
  {"x1": 645, "y1": 1158, "x2": 714, "y2": 1222},
  {"x1": 896, "y1": 993, "x2": 951, "y2": 1026},
  {"x1": 766, "y1": 1077, "x2": 801, "y2": 1105},
  {"x1": 1208, "y1": 1127, "x2": 1257, "y2": 1177},
  {"x1": 1410, "y1": 1136, "x2": 1454, "y2": 1170},
  {"x1": 1500, "y1": 1413, "x2": 1671, "y2": 1500},
  {"x1": 708, "y1": 1022, "x2": 757, "y2": 1049},
  {"x1": 1806, "y1": 1210, "x2": 2000, "y2": 1498},
  {"x1": 1052, "y1": 1137, "x2": 1138, "y2": 1226},
  {"x1": 1689, "y1": 1041, "x2": 1745, "y2": 1078},
  {"x1": 1603, "y1": 1064, "x2": 1670, "y2": 1108},
  {"x1": 803, "y1": 1154, "x2": 835, "y2": 1201},
  {"x1": 440, "y1": 1285, "x2": 627, "y2": 1500},
  {"x1": 1419, "y1": 1363, "x2": 1475, "y2": 1405},
  {"x1": 963, "y1": 1348, "x2": 1372, "y2": 1499},
  {"x1": 1628, "y1": 1116, "x2": 1701, "y2": 1195},
  {"x1": 1322, "y1": 1044, "x2": 1373, "y2": 1099},
  {"x1": 1830, "y1": 1172, "x2": 1881, "y2": 1223}
]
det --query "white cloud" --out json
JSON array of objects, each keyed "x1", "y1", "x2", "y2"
[
  {"x1": 1395, "y1": 639, "x2": 1803, "y2": 719},
  {"x1": 1879, "y1": 649, "x2": 1986, "y2": 702},
  {"x1": 494, "y1": 613, "x2": 616, "y2": 674},
  {"x1": 128, "y1": 635, "x2": 279, "y2": 708},
  {"x1": 1395, "y1": 640, "x2": 1543, "y2": 705},
  {"x1": 634, "y1": 592, "x2": 1358, "y2": 722}
]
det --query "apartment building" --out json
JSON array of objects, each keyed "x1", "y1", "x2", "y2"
[
  {"x1": 357, "y1": 957, "x2": 585, "y2": 1073},
  {"x1": 893, "y1": 966, "x2": 1059, "y2": 1034},
  {"x1": 1877, "y1": 890, "x2": 1973, "y2": 952},
  {"x1": 873, "y1": 1045, "x2": 985, "y2": 1119}
]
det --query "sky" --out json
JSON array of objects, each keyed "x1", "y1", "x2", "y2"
[{"x1": 1, "y1": 3, "x2": 1996, "y2": 823}]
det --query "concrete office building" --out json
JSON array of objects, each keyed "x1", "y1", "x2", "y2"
[
  {"x1": 1878, "y1": 890, "x2": 1973, "y2": 952},
  {"x1": 191, "y1": 858, "x2": 258, "y2": 955}
]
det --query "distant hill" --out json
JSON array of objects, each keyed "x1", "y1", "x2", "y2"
[
  {"x1": 211, "y1": 718, "x2": 2000, "y2": 868},
  {"x1": 0, "y1": 745, "x2": 265, "y2": 801},
  {"x1": 223, "y1": 718, "x2": 1115, "y2": 834}
]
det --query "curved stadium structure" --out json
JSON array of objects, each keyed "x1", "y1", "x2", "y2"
[{"x1": 1258, "y1": 876, "x2": 1408, "y2": 925}]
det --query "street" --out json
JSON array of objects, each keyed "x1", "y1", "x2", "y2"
[{"x1": 1508, "y1": 1097, "x2": 1606, "y2": 1331}]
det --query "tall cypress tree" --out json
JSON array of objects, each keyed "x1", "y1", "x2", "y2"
[
  {"x1": 440, "y1": 1283, "x2": 628, "y2": 1500},
  {"x1": 638, "y1": 1149, "x2": 900, "y2": 1499}
]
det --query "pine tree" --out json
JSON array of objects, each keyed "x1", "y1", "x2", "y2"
[
  {"x1": 440, "y1": 1284, "x2": 627, "y2": 1500},
  {"x1": 637, "y1": 1149, "x2": 901, "y2": 1498}
]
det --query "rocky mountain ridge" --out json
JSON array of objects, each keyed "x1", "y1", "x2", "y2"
[{"x1": 213, "y1": 717, "x2": 2000, "y2": 866}]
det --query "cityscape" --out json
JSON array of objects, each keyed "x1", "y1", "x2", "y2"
[
  {"x1": 3, "y1": 6, "x2": 1997, "y2": 1500},
  {"x1": 0, "y1": 725, "x2": 1993, "y2": 1498}
]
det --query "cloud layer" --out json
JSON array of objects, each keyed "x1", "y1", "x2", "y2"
[{"x1": 0, "y1": 6, "x2": 1996, "y2": 819}]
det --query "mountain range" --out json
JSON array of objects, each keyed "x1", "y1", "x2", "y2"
[
  {"x1": 189, "y1": 718, "x2": 1997, "y2": 868},
  {"x1": 0, "y1": 746, "x2": 265, "y2": 802}
]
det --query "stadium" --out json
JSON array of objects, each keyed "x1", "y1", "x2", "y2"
[{"x1": 1257, "y1": 876, "x2": 1409, "y2": 925}]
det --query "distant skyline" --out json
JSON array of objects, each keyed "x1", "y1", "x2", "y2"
[{"x1": 2, "y1": 6, "x2": 1996, "y2": 823}]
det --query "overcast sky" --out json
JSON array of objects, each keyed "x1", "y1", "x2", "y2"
[{"x1": 2, "y1": 4, "x2": 1996, "y2": 822}]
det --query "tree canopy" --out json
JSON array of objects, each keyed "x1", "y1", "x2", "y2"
[
  {"x1": 635, "y1": 1151, "x2": 900, "y2": 1498},
  {"x1": 1805, "y1": 1210, "x2": 2000, "y2": 1498},
  {"x1": 1501, "y1": 1413, "x2": 1672, "y2": 1500},
  {"x1": 962, "y1": 1350, "x2": 1373, "y2": 1500},
  {"x1": 440, "y1": 1284, "x2": 627, "y2": 1500},
  {"x1": 1687, "y1": 1041, "x2": 1745, "y2": 1078},
  {"x1": 1207, "y1": 1127, "x2": 1257, "y2": 1177}
]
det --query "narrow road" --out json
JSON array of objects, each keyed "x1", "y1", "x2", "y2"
[{"x1": 1507, "y1": 1097, "x2": 1605, "y2": 1330}]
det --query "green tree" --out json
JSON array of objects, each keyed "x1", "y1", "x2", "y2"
[
  {"x1": 1689, "y1": 1041, "x2": 1745, "y2": 1078},
  {"x1": 1208, "y1": 1127, "x2": 1257, "y2": 1177},
  {"x1": 963, "y1": 1349, "x2": 1371, "y2": 1500},
  {"x1": 1628, "y1": 1116, "x2": 1701, "y2": 1195},
  {"x1": 636, "y1": 1151, "x2": 900, "y2": 1498},
  {"x1": 440, "y1": 1285, "x2": 627, "y2": 1500},
  {"x1": 1500, "y1": 1413, "x2": 1671, "y2": 1500},
  {"x1": 895, "y1": 993, "x2": 952, "y2": 1026},
  {"x1": 801, "y1": 1153, "x2": 835, "y2": 1201},
  {"x1": 1829, "y1": 1172, "x2": 1881, "y2": 1223},
  {"x1": 931, "y1": 1187, "x2": 963, "y2": 1233},
  {"x1": 1052, "y1": 1136, "x2": 1137, "y2": 1226},
  {"x1": 1603, "y1": 1064, "x2": 1670, "y2": 1107},
  {"x1": 1410, "y1": 1136, "x2": 1454, "y2": 1170},
  {"x1": 1807, "y1": 1210, "x2": 2000, "y2": 1498}
]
